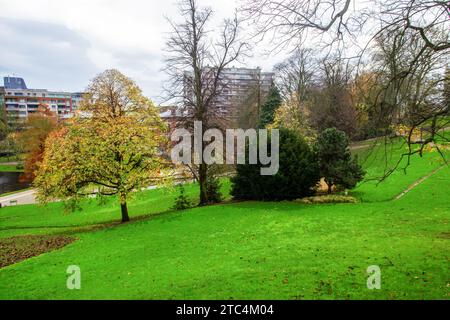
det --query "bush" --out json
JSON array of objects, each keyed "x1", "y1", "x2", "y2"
[
  {"x1": 231, "y1": 128, "x2": 320, "y2": 201},
  {"x1": 205, "y1": 173, "x2": 222, "y2": 204},
  {"x1": 172, "y1": 184, "x2": 193, "y2": 210},
  {"x1": 314, "y1": 128, "x2": 365, "y2": 193},
  {"x1": 296, "y1": 195, "x2": 357, "y2": 204}
]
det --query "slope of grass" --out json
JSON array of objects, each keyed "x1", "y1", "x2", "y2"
[
  {"x1": 0, "y1": 167, "x2": 448, "y2": 299},
  {"x1": 351, "y1": 136, "x2": 448, "y2": 202},
  {"x1": 0, "y1": 137, "x2": 448, "y2": 300},
  {"x1": 0, "y1": 181, "x2": 231, "y2": 239}
]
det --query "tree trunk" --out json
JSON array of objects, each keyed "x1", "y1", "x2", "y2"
[
  {"x1": 120, "y1": 193, "x2": 130, "y2": 223},
  {"x1": 199, "y1": 163, "x2": 208, "y2": 206},
  {"x1": 327, "y1": 183, "x2": 333, "y2": 194}
]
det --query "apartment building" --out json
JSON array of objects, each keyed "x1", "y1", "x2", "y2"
[
  {"x1": 162, "y1": 67, "x2": 274, "y2": 129},
  {"x1": 215, "y1": 67, "x2": 274, "y2": 114},
  {"x1": 0, "y1": 86, "x2": 5, "y2": 119},
  {"x1": 2, "y1": 76, "x2": 82, "y2": 125}
]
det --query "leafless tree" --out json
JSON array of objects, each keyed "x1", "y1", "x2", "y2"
[
  {"x1": 242, "y1": 0, "x2": 355, "y2": 50},
  {"x1": 242, "y1": 0, "x2": 450, "y2": 176},
  {"x1": 273, "y1": 48, "x2": 316, "y2": 103},
  {"x1": 309, "y1": 55, "x2": 358, "y2": 138},
  {"x1": 164, "y1": 0, "x2": 249, "y2": 205},
  {"x1": 234, "y1": 69, "x2": 272, "y2": 129},
  {"x1": 369, "y1": 28, "x2": 449, "y2": 179},
  {"x1": 242, "y1": 0, "x2": 449, "y2": 51}
]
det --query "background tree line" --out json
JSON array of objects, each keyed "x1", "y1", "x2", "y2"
[{"x1": 242, "y1": 0, "x2": 449, "y2": 178}]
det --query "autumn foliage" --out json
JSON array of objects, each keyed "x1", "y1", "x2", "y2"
[
  {"x1": 34, "y1": 70, "x2": 168, "y2": 222},
  {"x1": 17, "y1": 105, "x2": 58, "y2": 182}
]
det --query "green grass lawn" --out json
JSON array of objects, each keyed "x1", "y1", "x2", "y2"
[
  {"x1": 350, "y1": 136, "x2": 448, "y2": 202},
  {"x1": 0, "y1": 164, "x2": 23, "y2": 172},
  {"x1": 0, "y1": 139, "x2": 448, "y2": 299}
]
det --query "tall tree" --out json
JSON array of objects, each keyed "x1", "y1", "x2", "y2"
[
  {"x1": 164, "y1": 0, "x2": 248, "y2": 205},
  {"x1": 34, "y1": 70, "x2": 167, "y2": 223},
  {"x1": 309, "y1": 57, "x2": 358, "y2": 138},
  {"x1": 259, "y1": 85, "x2": 282, "y2": 128},
  {"x1": 17, "y1": 105, "x2": 58, "y2": 182},
  {"x1": 272, "y1": 48, "x2": 317, "y2": 140},
  {"x1": 272, "y1": 93, "x2": 316, "y2": 143},
  {"x1": 273, "y1": 48, "x2": 315, "y2": 106},
  {"x1": 370, "y1": 29, "x2": 449, "y2": 178},
  {"x1": 235, "y1": 69, "x2": 267, "y2": 129}
]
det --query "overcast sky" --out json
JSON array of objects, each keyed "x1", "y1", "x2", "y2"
[{"x1": 0, "y1": 0, "x2": 284, "y2": 103}]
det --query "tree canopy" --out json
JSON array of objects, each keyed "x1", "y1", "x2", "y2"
[
  {"x1": 314, "y1": 128, "x2": 365, "y2": 193},
  {"x1": 259, "y1": 85, "x2": 282, "y2": 128},
  {"x1": 231, "y1": 128, "x2": 319, "y2": 200},
  {"x1": 34, "y1": 69, "x2": 168, "y2": 222},
  {"x1": 17, "y1": 105, "x2": 58, "y2": 182}
]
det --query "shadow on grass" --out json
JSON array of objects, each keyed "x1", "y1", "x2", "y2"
[{"x1": 0, "y1": 208, "x2": 181, "y2": 237}]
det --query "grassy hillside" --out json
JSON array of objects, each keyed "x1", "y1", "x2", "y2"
[
  {"x1": 0, "y1": 139, "x2": 448, "y2": 299},
  {"x1": 0, "y1": 183, "x2": 215, "y2": 239},
  {"x1": 351, "y1": 136, "x2": 448, "y2": 202}
]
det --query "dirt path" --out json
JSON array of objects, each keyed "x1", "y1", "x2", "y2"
[{"x1": 395, "y1": 164, "x2": 447, "y2": 200}]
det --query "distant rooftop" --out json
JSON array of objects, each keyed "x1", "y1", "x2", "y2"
[{"x1": 4, "y1": 77, "x2": 28, "y2": 90}]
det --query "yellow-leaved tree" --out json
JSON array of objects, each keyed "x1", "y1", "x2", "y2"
[{"x1": 34, "y1": 69, "x2": 168, "y2": 222}]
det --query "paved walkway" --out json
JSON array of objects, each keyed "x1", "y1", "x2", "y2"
[
  {"x1": 0, "y1": 162, "x2": 20, "y2": 166},
  {"x1": 0, "y1": 178, "x2": 194, "y2": 208},
  {"x1": 395, "y1": 164, "x2": 447, "y2": 200},
  {"x1": 0, "y1": 189, "x2": 36, "y2": 207}
]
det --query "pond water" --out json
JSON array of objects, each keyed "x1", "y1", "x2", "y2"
[{"x1": 0, "y1": 172, "x2": 30, "y2": 195}]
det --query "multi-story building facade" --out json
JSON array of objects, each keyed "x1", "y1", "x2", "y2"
[
  {"x1": 214, "y1": 67, "x2": 274, "y2": 114},
  {"x1": 0, "y1": 86, "x2": 5, "y2": 120},
  {"x1": 162, "y1": 67, "x2": 274, "y2": 129},
  {"x1": 70, "y1": 92, "x2": 84, "y2": 112},
  {"x1": 2, "y1": 77, "x2": 83, "y2": 125}
]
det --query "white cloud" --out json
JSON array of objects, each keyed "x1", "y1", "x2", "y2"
[
  {"x1": 86, "y1": 48, "x2": 118, "y2": 70},
  {"x1": 0, "y1": 0, "x2": 283, "y2": 101}
]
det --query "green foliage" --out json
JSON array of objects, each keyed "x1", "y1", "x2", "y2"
[
  {"x1": 259, "y1": 85, "x2": 282, "y2": 128},
  {"x1": 0, "y1": 120, "x2": 7, "y2": 142},
  {"x1": 314, "y1": 128, "x2": 365, "y2": 192},
  {"x1": 231, "y1": 128, "x2": 320, "y2": 200},
  {"x1": 173, "y1": 184, "x2": 193, "y2": 210},
  {"x1": 271, "y1": 94, "x2": 317, "y2": 144},
  {"x1": 205, "y1": 168, "x2": 222, "y2": 204}
]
